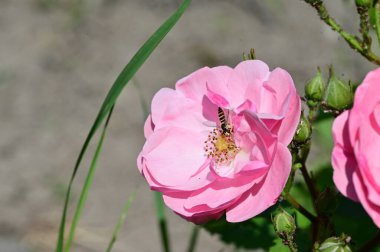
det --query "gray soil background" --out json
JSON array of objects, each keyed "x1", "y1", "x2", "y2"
[{"x1": 0, "y1": 0, "x2": 375, "y2": 251}]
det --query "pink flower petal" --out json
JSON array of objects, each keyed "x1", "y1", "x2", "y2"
[
  {"x1": 259, "y1": 68, "x2": 300, "y2": 145},
  {"x1": 184, "y1": 174, "x2": 263, "y2": 210},
  {"x1": 332, "y1": 147, "x2": 359, "y2": 201},
  {"x1": 150, "y1": 88, "x2": 206, "y2": 132},
  {"x1": 162, "y1": 191, "x2": 193, "y2": 217},
  {"x1": 356, "y1": 110, "x2": 380, "y2": 192},
  {"x1": 331, "y1": 111, "x2": 359, "y2": 201},
  {"x1": 238, "y1": 160, "x2": 268, "y2": 176},
  {"x1": 258, "y1": 113, "x2": 284, "y2": 136},
  {"x1": 144, "y1": 127, "x2": 207, "y2": 187},
  {"x1": 143, "y1": 115, "x2": 154, "y2": 139},
  {"x1": 352, "y1": 171, "x2": 380, "y2": 227},
  {"x1": 163, "y1": 191, "x2": 224, "y2": 223},
  {"x1": 241, "y1": 110, "x2": 277, "y2": 164},
  {"x1": 235, "y1": 60, "x2": 270, "y2": 108},
  {"x1": 226, "y1": 143, "x2": 291, "y2": 222},
  {"x1": 206, "y1": 85, "x2": 230, "y2": 108},
  {"x1": 352, "y1": 68, "x2": 380, "y2": 118},
  {"x1": 142, "y1": 157, "x2": 214, "y2": 192},
  {"x1": 176, "y1": 66, "x2": 231, "y2": 103},
  {"x1": 356, "y1": 153, "x2": 380, "y2": 205}
]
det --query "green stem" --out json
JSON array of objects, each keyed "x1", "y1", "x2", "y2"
[
  {"x1": 154, "y1": 192, "x2": 171, "y2": 252},
  {"x1": 300, "y1": 163, "x2": 318, "y2": 202},
  {"x1": 307, "y1": 105, "x2": 318, "y2": 124},
  {"x1": 299, "y1": 141, "x2": 318, "y2": 203},
  {"x1": 287, "y1": 240, "x2": 298, "y2": 252},
  {"x1": 304, "y1": 0, "x2": 380, "y2": 65},
  {"x1": 186, "y1": 226, "x2": 200, "y2": 252},
  {"x1": 374, "y1": 3, "x2": 380, "y2": 47},
  {"x1": 356, "y1": 4, "x2": 371, "y2": 51},
  {"x1": 283, "y1": 193, "x2": 317, "y2": 222}
]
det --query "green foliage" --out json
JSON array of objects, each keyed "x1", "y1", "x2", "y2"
[
  {"x1": 317, "y1": 235, "x2": 352, "y2": 252},
  {"x1": 356, "y1": 0, "x2": 373, "y2": 8},
  {"x1": 203, "y1": 211, "x2": 278, "y2": 250},
  {"x1": 203, "y1": 202, "x2": 313, "y2": 251},
  {"x1": 55, "y1": 1, "x2": 192, "y2": 251},
  {"x1": 333, "y1": 195, "x2": 379, "y2": 250}
]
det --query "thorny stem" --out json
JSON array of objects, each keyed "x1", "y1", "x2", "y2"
[
  {"x1": 303, "y1": 0, "x2": 380, "y2": 65},
  {"x1": 287, "y1": 240, "x2": 298, "y2": 252},
  {"x1": 355, "y1": 4, "x2": 371, "y2": 52},
  {"x1": 374, "y1": 3, "x2": 380, "y2": 47}
]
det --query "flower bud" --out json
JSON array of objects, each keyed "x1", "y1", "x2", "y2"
[
  {"x1": 356, "y1": 0, "x2": 372, "y2": 7},
  {"x1": 318, "y1": 234, "x2": 352, "y2": 252},
  {"x1": 243, "y1": 48, "x2": 256, "y2": 61},
  {"x1": 324, "y1": 67, "x2": 353, "y2": 111},
  {"x1": 293, "y1": 111, "x2": 311, "y2": 144},
  {"x1": 272, "y1": 208, "x2": 296, "y2": 237},
  {"x1": 305, "y1": 68, "x2": 325, "y2": 107},
  {"x1": 305, "y1": 0, "x2": 321, "y2": 4}
]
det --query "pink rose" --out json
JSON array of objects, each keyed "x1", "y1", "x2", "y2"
[
  {"x1": 137, "y1": 60, "x2": 301, "y2": 223},
  {"x1": 332, "y1": 68, "x2": 380, "y2": 227}
]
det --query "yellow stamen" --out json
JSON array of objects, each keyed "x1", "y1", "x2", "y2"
[{"x1": 204, "y1": 128, "x2": 239, "y2": 165}]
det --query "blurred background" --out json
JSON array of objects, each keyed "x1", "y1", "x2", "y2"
[{"x1": 0, "y1": 0, "x2": 375, "y2": 251}]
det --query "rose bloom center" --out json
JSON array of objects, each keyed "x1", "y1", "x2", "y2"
[{"x1": 204, "y1": 127, "x2": 240, "y2": 165}]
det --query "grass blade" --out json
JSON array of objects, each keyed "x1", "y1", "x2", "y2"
[
  {"x1": 55, "y1": 1, "x2": 192, "y2": 251},
  {"x1": 65, "y1": 106, "x2": 114, "y2": 252},
  {"x1": 105, "y1": 188, "x2": 138, "y2": 252}
]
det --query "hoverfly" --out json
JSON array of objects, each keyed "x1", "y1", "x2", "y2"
[{"x1": 217, "y1": 107, "x2": 233, "y2": 136}]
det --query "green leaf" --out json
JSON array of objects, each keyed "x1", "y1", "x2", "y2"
[
  {"x1": 203, "y1": 205, "x2": 312, "y2": 251},
  {"x1": 64, "y1": 107, "x2": 114, "y2": 252},
  {"x1": 203, "y1": 210, "x2": 278, "y2": 250},
  {"x1": 313, "y1": 117, "x2": 334, "y2": 151},
  {"x1": 312, "y1": 163, "x2": 334, "y2": 191},
  {"x1": 333, "y1": 195, "x2": 379, "y2": 250},
  {"x1": 55, "y1": 1, "x2": 192, "y2": 251}
]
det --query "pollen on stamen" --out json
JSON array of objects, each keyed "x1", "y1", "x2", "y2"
[{"x1": 204, "y1": 128, "x2": 240, "y2": 165}]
